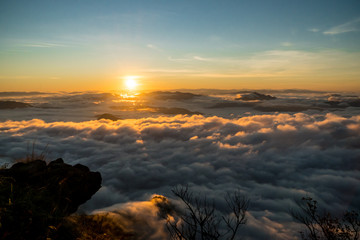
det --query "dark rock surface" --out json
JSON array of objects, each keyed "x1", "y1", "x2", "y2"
[
  {"x1": 349, "y1": 99, "x2": 360, "y2": 107},
  {"x1": 154, "y1": 107, "x2": 202, "y2": 115},
  {"x1": 236, "y1": 92, "x2": 276, "y2": 101},
  {"x1": 146, "y1": 91, "x2": 202, "y2": 100},
  {"x1": 0, "y1": 100, "x2": 32, "y2": 109},
  {"x1": 0, "y1": 159, "x2": 102, "y2": 239},
  {"x1": 254, "y1": 104, "x2": 316, "y2": 112},
  {"x1": 208, "y1": 101, "x2": 257, "y2": 108},
  {"x1": 96, "y1": 113, "x2": 121, "y2": 121}
]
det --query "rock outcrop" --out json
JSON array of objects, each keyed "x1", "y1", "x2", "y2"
[
  {"x1": 0, "y1": 100, "x2": 32, "y2": 109},
  {"x1": 96, "y1": 113, "x2": 121, "y2": 121},
  {"x1": 0, "y1": 158, "x2": 102, "y2": 239},
  {"x1": 146, "y1": 91, "x2": 201, "y2": 100},
  {"x1": 236, "y1": 92, "x2": 277, "y2": 101}
]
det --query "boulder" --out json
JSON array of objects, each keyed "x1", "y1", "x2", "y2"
[
  {"x1": 0, "y1": 158, "x2": 102, "y2": 239},
  {"x1": 0, "y1": 100, "x2": 32, "y2": 109},
  {"x1": 96, "y1": 113, "x2": 120, "y2": 121},
  {"x1": 236, "y1": 92, "x2": 276, "y2": 101}
]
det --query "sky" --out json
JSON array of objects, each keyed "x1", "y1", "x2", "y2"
[{"x1": 1, "y1": 0, "x2": 360, "y2": 91}]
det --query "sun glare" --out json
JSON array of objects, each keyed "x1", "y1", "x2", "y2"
[{"x1": 124, "y1": 76, "x2": 139, "y2": 91}]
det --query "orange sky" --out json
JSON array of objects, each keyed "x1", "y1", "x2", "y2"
[{"x1": 1, "y1": 1, "x2": 360, "y2": 93}]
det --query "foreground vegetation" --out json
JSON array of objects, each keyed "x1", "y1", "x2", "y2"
[{"x1": 292, "y1": 197, "x2": 360, "y2": 240}]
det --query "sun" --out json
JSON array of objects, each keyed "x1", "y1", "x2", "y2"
[{"x1": 123, "y1": 76, "x2": 138, "y2": 91}]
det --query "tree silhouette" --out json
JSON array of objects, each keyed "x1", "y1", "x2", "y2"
[
  {"x1": 164, "y1": 185, "x2": 249, "y2": 240},
  {"x1": 291, "y1": 197, "x2": 360, "y2": 240}
]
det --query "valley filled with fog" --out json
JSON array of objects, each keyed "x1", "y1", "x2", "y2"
[{"x1": 1, "y1": 90, "x2": 359, "y2": 239}]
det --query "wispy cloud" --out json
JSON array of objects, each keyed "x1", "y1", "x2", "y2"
[
  {"x1": 192, "y1": 55, "x2": 240, "y2": 63},
  {"x1": 190, "y1": 73, "x2": 283, "y2": 78},
  {"x1": 308, "y1": 28, "x2": 320, "y2": 33},
  {"x1": 323, "y1": 17, "x2": 360, "y2": 35},
  {"x1": 168, "y1": 56, "x2": 193, "y2": 62},
  {"x1": 168, "y1": 56, "x2": 217, "y2": 62},
  {"x1": 141, "y1": 68, "x2": 197, "y2": 74},
  {"x1": 20, "y1": 42, "x2": 67, "y2": 48},
  {"x1": 0, "y1": 75, "x2": 32, "y2": 79},
  {"x1": 193, "y1": 56, "x2": 211, "y2": 61},
  {"x1": 281, "y1": 42, "x2": 293, "y2": 47},
  {"x1": 165, "y1": 49, "x2": 360, "y2": 81},
  {"x1": 147, "y1": 44, "x2": 163, "y2": 52}
]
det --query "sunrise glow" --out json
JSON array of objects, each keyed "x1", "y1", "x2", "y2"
[
  {"x1": 123, "y1": 76, "x2": 139, "y2": 91},
  {"x1": 1, "y1": 1, "x2": 360, "y2": 239}
]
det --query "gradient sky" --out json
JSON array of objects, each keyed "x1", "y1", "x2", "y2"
[{"x1": 1, "y1": 0, "x2": 360, "y2": 92}]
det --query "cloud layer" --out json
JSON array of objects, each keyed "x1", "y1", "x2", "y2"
[
  {"x1": 1, "y1": 112, "x2": 359, "y2": 239},
  {"x1": 1, "y1": 90, "x2": 360, "y2": 124}
]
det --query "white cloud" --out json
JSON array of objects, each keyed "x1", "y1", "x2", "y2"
[
  {"x1": 1, "y1": 112, "x2": 360, "y2": 239},
  {"x1": 91, "y1": 195, "x2": 169, "y2": 240},
  {"x1": 323, "y1": 17, "x2": 360, "y2": 35}
]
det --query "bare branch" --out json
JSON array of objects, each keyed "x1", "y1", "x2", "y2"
[
  {"x1": 165, "y1": 185, "x2": 249, "y2": 240},
  {"x1": 291, "y1": 197, "x2": 360, "y2": 240}
]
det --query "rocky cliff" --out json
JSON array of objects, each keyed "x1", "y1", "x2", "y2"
[{"x1": 0, "y1": 158, "x2": 102, "y2": 239}]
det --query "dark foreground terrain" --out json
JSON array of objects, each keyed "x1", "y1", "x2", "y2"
[{"x1": 0, "y1": 159, "x2": 101, "y2": 239}]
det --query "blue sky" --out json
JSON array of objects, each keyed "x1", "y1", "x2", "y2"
[{"x1": 1, "y1": 0, "x2": 360, "y2": 91}]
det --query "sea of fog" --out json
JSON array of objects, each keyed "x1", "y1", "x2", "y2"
[{"x1": 0, "y1": 89, "x2": 359, "y2": 239}]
